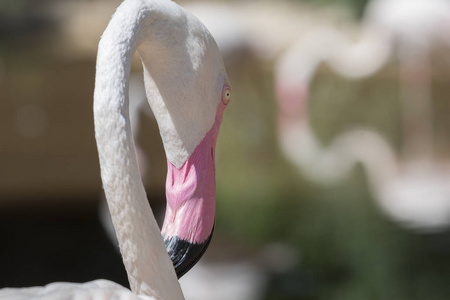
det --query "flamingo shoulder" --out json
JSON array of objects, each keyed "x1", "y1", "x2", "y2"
[{"x1": 0, "y1": 280, "x2": 156, "y2": 300}]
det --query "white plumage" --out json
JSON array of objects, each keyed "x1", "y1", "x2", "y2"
[
  {"x1": 1, "y1": 0, "x2": 228, "y2": 298},
  {"x1": 0, "y1": 280, "x2": 155, "y2": 300}
]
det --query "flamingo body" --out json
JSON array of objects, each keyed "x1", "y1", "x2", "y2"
[{"x1": 0, "y1": 280, "x2": 155, "y2": 300}]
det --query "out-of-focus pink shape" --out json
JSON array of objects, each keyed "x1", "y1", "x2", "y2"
[{"x1": 275, "y1": 0, "x2": 450, "y2": 232}]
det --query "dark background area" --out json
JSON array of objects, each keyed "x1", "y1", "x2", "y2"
[{"x1": 1, "y1": 1, "x2": 450, "y2": 300}]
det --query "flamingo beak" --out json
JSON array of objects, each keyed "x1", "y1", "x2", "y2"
[
  {"x1": 164, "y1": 224, "x2": 215, "y2": 279},
  {"x1": 161, "y1": 107, "x2": 224, "y2": 278}
]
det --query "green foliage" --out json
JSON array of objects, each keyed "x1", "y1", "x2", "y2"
[
  {"x1": 215, "y1": 57, "x2": 450, "y2": 299},
  {"x1": 298, "y1": 0, "x2": 370, "y2": 18}
]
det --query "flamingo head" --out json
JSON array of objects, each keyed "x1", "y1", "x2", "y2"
[
  {"x1": 137, "y1": 15, "x2": 231, "y2": 276},
  {"x1": 161, "y1": 84, "x2": 230, "y2": 278}
]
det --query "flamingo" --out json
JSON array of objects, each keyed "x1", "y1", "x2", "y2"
[
  {"x1": 275, "y1": 0, "x2": 450, "y2": 231},
  {"x1": 0, "y1": 0, "x2": 230, "y2": 298},
  {"x1": 363, "y1": 0, "x2": 450, "y2": 158},
  {"x1": 55, "y1": 0, "x2": 354, "y2": 65},
  {"x1": 276, "y1": 66, "x2": 450, "y2": 231},
  {"x1": 275, "y1": 24, "x2": 392, "y2": 185},
  {"x1": 276, "y1": 0, "x2": 450, "y2": 175}
]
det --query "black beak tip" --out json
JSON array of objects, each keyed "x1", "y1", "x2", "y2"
[{"x1": 164, "y1": 227, "x2": 214, "y2": 279}]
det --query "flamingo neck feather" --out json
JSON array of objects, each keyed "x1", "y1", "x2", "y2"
[{"x1": 93, "y1": 0, "x2": 209, "y2": 299}]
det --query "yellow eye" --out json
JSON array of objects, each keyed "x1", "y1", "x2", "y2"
[{"x1": 222, "y1": 86, "x2": 231, "y2": 104}]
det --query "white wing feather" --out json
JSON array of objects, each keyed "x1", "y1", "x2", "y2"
[{"x1": 0, "y1": 280, "x2": 156, "y2": 300}]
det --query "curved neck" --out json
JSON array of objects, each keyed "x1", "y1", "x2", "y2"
[
  {"x1": 336, "y1": 129, "x2": 399, "y2": 188},
  {"x1": 277, "y1": 26, "x2": 391, "y2": 88},
  {"x1": 326, "y1": 27, "x2": 391, "y2": 79},
  {"x1": 278, "y1": 118, "x2": 399, "y2": 188},
  {"x1": 94, "y1": 1, "x2": 184, "y2": 299}
]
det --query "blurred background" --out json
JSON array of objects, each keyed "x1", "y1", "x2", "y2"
[{"x1": 2, "y1": 0, "x2": 450, "y2": 299}]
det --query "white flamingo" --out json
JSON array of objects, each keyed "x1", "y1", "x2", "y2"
[
  {"x1": 0, "y1": 0, "x2": 230, "y2": 298},
  {"x1": 275, "y1": 24, "x2": 392, "y2": 185},
  {"x1": 363, "y1": 0, "x2": 450, "y2": 158},
  {"x1": 276, "y1": 63, "x2": 450, "y2": 231},
  {"x1": 275, "y1": 0, "x2": 450, "y2": 231}
]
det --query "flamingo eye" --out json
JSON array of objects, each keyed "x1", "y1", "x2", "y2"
[{"x1": 222, "y1": 86, "x2": 231, "y2": 105}]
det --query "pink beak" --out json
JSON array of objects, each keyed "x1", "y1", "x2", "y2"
[{"x1": 161, "y1": 96, "x2": 228, "y2": 278}]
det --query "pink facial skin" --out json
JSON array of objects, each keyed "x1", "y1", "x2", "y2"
[
  {"x1": 275, "y1": 82, "x2": 309, "y2": 118},
  {"x1": 161, "y1": 86, "x2": 230, "y2": 244}
]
